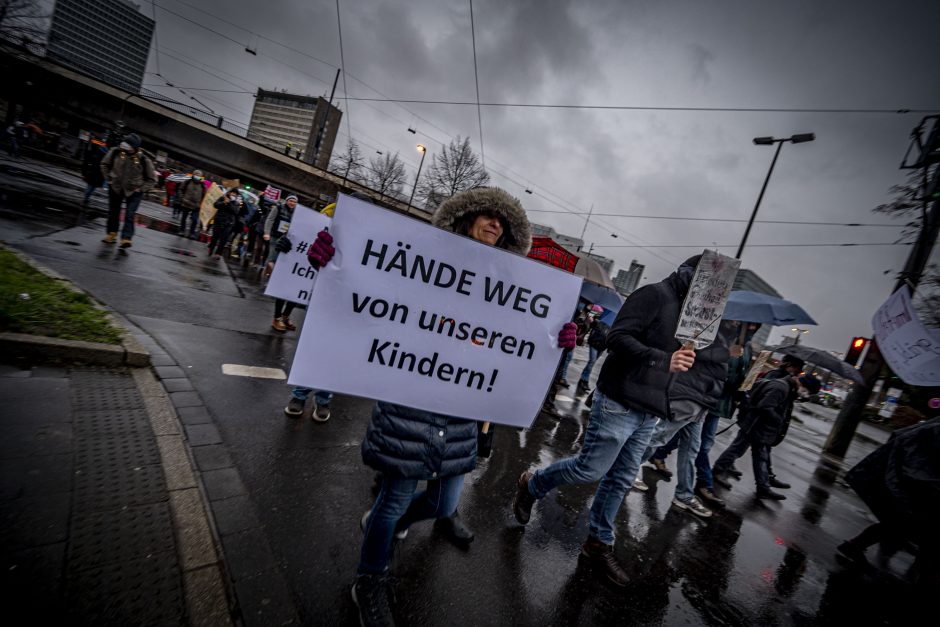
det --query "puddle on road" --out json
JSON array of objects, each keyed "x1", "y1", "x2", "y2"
[
  {"x1": 54, "y1": 240, "x2": 82, "y2": 246},
  {"x1": 164, "y1": 247, "x2": 197, "y2": 257}
]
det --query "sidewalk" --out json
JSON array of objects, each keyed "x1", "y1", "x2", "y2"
[{"x1": 0, "y1": 359, "x2": 231, "y2": 625}]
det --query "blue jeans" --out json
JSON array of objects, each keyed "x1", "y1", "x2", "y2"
[
  {"x1": 559, "y1": 349, "x2": 574, "y2": 381},
  {"x1": 652, "y1": 412, "x2": 720, "y2": 490},
  {"x1": 578, "y1": 347, "x2": 600, "y2": 383},
  {"x1": 107, "y1": 190, "x2": 142, "y2": 239},
  {"x1": 358, "y1": 473, "x2": 465, "y2": 574},
  {"x1": 291, "y1": 387, "x2": 333, "y2": 406},
  {"x1": 528, "y1": 390, "x2": 658, "y2": 545},
  {"x1": 641, "y1": 400, "x2": 706, "y2": 502},
  {"x1": 713, "y1": 429, "x2": 772, "y2": 491}
]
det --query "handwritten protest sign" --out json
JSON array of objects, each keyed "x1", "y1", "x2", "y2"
[
  {"x1": 263, "y1": 185, "x2": 282, "y2": 202},
  {"x1": 739, "y1": 350, "x2": 771, "y2": 391},
  {"x1": 675, "y1": 250, "x2": 740, "y2": 349},
  {"x1": 221, "y1": 178, "x2": 241, "y2": 190},
  {"x1": 264, "y1": 205, "x2": 331, "y2": 305},
  {"x1": 198, "y1": 184, "x2": 223, "y2": 230},
  {"x1": 288, "y1": 194, "x2": 583, "y2": 428},
  {"x1": 872, "y1": 287, "x2": 940, "y2": 386}
]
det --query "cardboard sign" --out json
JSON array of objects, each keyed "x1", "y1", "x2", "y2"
[
  {"x1": 288, "y1": 194, "x2": 584, "y2": 428},
  {"x1": 872, "y1": 287, "x2": 940, "y2": 386},
  {"x1": 222, "y1": 178, "x2": 241, "y2": 190},
  {"x1": 264, "y1": 205, "x2": 331, "y2": 305},
  {"x1": 675, "y1": 250, "x2": 741, "y2": 349},
  {"x1": 199, "y1": 184, "x2": 223, "y2": 230},
  {"x1": 263, "y1": 185, "x2": 282, "y2": 202},
  {"x1": 739, "y1": 350, "x2": 771, "y2": 392}
]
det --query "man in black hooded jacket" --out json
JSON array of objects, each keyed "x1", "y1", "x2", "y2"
[{"x1": 512, "y1": 256, "x2": 700, "y2": 587}]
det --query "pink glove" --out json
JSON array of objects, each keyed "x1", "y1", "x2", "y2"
[
  {"x1": 558, "y1": 322, "x2": 578, "y2": 349},
  {"x1": 307, "y1": 229, "x2": 335, "y2": 269}
]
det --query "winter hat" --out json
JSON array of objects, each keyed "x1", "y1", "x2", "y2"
[
  {"x1": 798, "y1": 374, "x2": 822, "y2": 395},
  {"x1": 285, "y1": 195, "x2": 298, "y2": 202},
  {"x1": 192, "y1": 169, "x2": 203, "y2": 178},
  {"x1": 125, "y1": 133, "x2": 141, "y2": 149},
  {"x1": 432, "y1": 187, "x2": 531, "y2": 255}
]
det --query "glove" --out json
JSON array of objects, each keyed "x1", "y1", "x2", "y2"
[
  {"x1": 274, "y1": 235, "x2": 292, "y2": 253},
  {"x1": 558, "y1": 322, "x2": 578, "y2": 349},
  {"x1": 307, "y1": 229, "x2": 335, "y2": 269}
]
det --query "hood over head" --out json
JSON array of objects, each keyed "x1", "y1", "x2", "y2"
[
  {"x1": 666, "y1": 254, "x2": 702, "y2": 299},
  {"x1": 431, "y1": 187, "x2": 531, "y2": 255}
]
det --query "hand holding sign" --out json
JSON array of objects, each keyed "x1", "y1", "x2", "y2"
[
  {"x1": 307, "y1": 229, "x2": 334, "y2": 269},
  {"x1": 670, "y1": 347, "x2": 696, "y2": 373}
]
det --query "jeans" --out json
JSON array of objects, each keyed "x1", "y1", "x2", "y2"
[
  {"x1": 291, "y1": 387, "x2": 333, "y2": 407},
  {"x1": 106, "y1": 190, "x2": 142, "y2": 239},
  {"x1": 83, "y1": 183, "x2": 99, "y2": 204},
  {"x1": 579, "y1": 347, "x2": 600, "y2": 383},
  {"x1": 640, "y1": 400, "x2": 707, "y2": 502},
  {"x1": 179, "y1": 207, "x2": 199, "y2": 236},
  {"x1": 713, "y1": 428, "x2": 772, "y2": 490},
  {"x1": 358, "y1": 473, "x2": 465, "y2": 574},
  {"x1": 559, "y1": 349, "x2": 573, "y2": 381},
  {"x1": 652, "y1": 412, "x2": 720, "y2": 490},
  {"x1": 528, "y1": 390, "x2": 658, "y2": 545}
]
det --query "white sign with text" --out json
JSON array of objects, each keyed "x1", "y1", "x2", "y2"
[
  {"x1": 872, "y1": 286, "x2": 940, "y2": 386},
  {"x1": 675, "y1": 249, "x2": 741, "y2": 349},
  {"x1": 288, "y1": 194, "x2": 583, "y2": 428},
  {"x1": 264, "y1": 205, "x2": 332, "y2": 305}
]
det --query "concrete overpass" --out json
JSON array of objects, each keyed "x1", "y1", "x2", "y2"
[{"x1": 0, "y1": 48, "x2": 429, "y2": 219}]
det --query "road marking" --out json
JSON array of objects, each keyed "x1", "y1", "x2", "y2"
[{"x1": 221, "y1": 364, "x2": 287, "y2": 380}]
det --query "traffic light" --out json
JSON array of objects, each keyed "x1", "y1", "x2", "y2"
[{"x1": 845, "y1": 337, "x2": 868, "y2": 366}]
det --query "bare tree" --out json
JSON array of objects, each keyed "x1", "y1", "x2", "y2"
[
  {"x1": 418, "y1": 136, "x2": 489, "y2": 209},
  {"x1": 330, "y1": 139, "x2": 365, "y2": 184},
  {"x1": 0, "y1": 0, "x2": 49, "y2": 46},
  {"x1": 367, "y1": 152, "x2": 407, "y2": 198}
]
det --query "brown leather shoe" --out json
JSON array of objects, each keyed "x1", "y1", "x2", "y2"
[
  {"x1": 281, "y1": 316, "x2": 296, "y2": 331},
  {"x1": 580, "y1": 538, "x2": 629, "y2": 587},
  {"x1": 512, "y1": 471, "x2": 535, "y2": 524},
  {"x1": 271, "y1": 317, "x2": 287, "y2": 332}
]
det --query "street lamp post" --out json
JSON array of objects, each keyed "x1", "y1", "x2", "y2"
[
  {"x1": 791, "y1": 327, "x2": 810, "y2": 345},
  {"x1": 736, "y1": 133, "x2": 816, "y2": 260},
  {"x1": 407, "y1": 143, "x2": 427, "y2": 213}
]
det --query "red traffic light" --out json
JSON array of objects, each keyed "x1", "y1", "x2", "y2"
[{"x1": 845, "y1": 337, "x2": 869, "y2": 366}]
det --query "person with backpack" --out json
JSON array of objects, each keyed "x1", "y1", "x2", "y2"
[
  {"x1": 208, "y1": 189, "x2": 246, "y2": 260},
  {"x1": 99, "y1": 133, "x2": 155, "y2": 248},
  {"x1": 176, "y1": 170, "x2": 207, "y2": 238},
  {"x1": 576, "y1": 308, "x2": 609, "y2": 394}
]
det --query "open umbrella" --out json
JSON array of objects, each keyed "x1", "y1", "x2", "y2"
[
  {"x1": 723, "y1": 290, "x2": 816, "y2": 326},
  {"x1": 767, "y1": 344, "x2": 864, "y2": 384}
]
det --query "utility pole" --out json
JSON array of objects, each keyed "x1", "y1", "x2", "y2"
[
  {"x1": 824, "y1": 116, "x2": 940, "y2": 456},
  {"x1": 577, "y1": 203, "x2": 594, "y2": 251}
]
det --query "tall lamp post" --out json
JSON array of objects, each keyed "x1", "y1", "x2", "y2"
[
  {"x1": 407, "y1": 143, "x2": 427, "y2": 213},
  {"x1": 736, "y1": 133, "x2": 816, "y2": 260},
  {"x1": 791, "y1": 327, "x2": 810, "y2": 345}
]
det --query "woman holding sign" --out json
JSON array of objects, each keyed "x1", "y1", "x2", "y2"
[{"x1": 306, "y1": 188, "x2": 577, "y2": 627}]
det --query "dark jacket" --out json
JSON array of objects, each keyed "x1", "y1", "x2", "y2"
[
  {"x1": 81, "y1": 149, "x2": 106, "y2": 187},
  {"x1": 587, "y1": 320, "x2": 610, "y2": 352},
  {"x1": 100, "y1": 147, "x2": 155, "y2": 196},
  {"x1": 738, "y1": 377, "x2": 796, "y2": 445},
  {"x1": 178, "y1": 178, "x2": 206, "y2": 210},
  {"x1": 360, "y1": 187, "x2": 531, "y2": 479},
  {"x1": 595, "y1": 260, "x2": 697, "y2": 419},
  {"x1": 213, "y1": 195, "x2": 244, "y2": 222},
  {"x1": 669, "y1": 321, "x2": 732, "y2": 411}
]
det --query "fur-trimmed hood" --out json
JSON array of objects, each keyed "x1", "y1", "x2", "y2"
[{"x1": 431, "y1": 187, "x2": 532, "y2": 255}]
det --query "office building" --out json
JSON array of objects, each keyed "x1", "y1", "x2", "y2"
[
  {"x1": 46, "y1": 0, "x2": 154, "y2": 93},
  {"x1": 248, "y1": 88, "x2": 341, "y2": 169},
  {"x1": 613, "y1": 260, "x2": 645, "y2": 295}
]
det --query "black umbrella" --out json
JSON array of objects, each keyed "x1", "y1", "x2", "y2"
[{"x1": 767, "y1": 344, "x2": 864, "y2": 384}]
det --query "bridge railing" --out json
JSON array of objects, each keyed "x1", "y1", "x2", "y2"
[{"x1": 139, "y1": 88, "x2": 250, "y2": 138}]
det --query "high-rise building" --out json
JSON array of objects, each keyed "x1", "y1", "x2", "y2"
[
  {"x1": 46, "y1": 0, "x2": 154, "y2": 93},
  {"x1": 247, "y1": 89, "x2": 341, "y2": 169},
  {"x1": 612, "y1": 260, "x2": 645, "y2": 296}
]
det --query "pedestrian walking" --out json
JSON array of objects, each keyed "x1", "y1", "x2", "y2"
[
  {"x1": 208, "y1": 189, "x2": 245, "y2": 260},
  {"x1": 4, "y1": 120, "x2": 24, "y2": 157},
  {"x1": 345, "y1": 187, "x2": 575, "y2": 626},
  {"x1": 511, "y1": 256, "x2": 700, "y2": 588},
  {"x1": 177, "y1": 170, "x2": 207, "y2": 238},
  {"x1": 80, "y1": 143, "x2": 107, "y2": 205},
  {"x1": 99, "y1": 133, "x2": 155, "y2": 248},
  {"x1": 576, "y1": 308, "x2": 609, "y2": 394},
  {"x1": 263, "y1": 194, "x2": 300, "y2": 331},
  {"x1": 712, "y1": 368, "x2": 820, "y2": 500}
]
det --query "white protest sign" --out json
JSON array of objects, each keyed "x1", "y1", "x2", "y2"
[
  {"x1": 675, "y1": 250, "x2": 741, "y2": 349},
  {"x1": 264, "y1": 205, "x2": 331, "y2": 305},
  {"x1": 288, "y1": 194, "x2": 584, "y2": 428},
  {"x1": 871, "y1": 286, "x2": 940, "y2": 386},
  {"x1": 264, "y1": 185, "x2": 282, "y2": 202}
]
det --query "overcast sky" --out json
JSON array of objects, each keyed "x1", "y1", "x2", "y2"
[{"x1": 130, "y1": 0, "x2": 939, "y2": 353}]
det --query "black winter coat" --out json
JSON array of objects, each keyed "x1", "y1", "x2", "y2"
[
  {"x1": 669, "y1": 321, "x2": 733, "y2": 411},
  {"x1": 213, "y1": 196, "x2": 244, "y2": 222},
  {"x1": 361, "y1": 401, "x2": 478, "y2": 479},
  {"x1": 738, "y1": 377, "x2": 795, "y2": 445},
  {"x1": 595, "y1": 269, "x2": 691, "y2": 419}
]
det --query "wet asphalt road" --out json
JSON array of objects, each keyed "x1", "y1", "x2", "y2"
[{"x1": 1, "y1": 157, "x2": 928, "y2": 625}]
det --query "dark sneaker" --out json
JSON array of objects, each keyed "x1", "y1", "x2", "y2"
[
  {"x1": 695, "y1": 486, "x2": 726, "y2": 509},
  {"x1": 284, "y1": 397, "x2": 304, "y2": 417},
  {"x1": 512, "y1": 471, "x2": 535, "y2": 524},
  {"x1": 351, "y1": 573, "x2": 395, "y2": 627},
  {"x1": 360, "y1": 510, "x2": 408, "y2": 540},
  {"x1": 648, "y1": 458, "x2": 673, "y2": 478},
  {"x1": 434, "y1": 512, "x2": 474, "y2": 547},
  {"x1": 768, "y1": 475, "x2": 791, "y2": 489},
  {"x1": 672, "y1": 496, "x2": 713, "y2": 519},
  {"x1": 756, "y1": 488, "x2": 786, "y2": 500},
  {"x1": 580, "y1": 538, "x2": 629, "y2": 587},
  {"x1": 726, "y1": 467, "x2": 743, "y2": 479},
  {"x1": 312, "y1": 403, "x2": 331, "y2": 422}
]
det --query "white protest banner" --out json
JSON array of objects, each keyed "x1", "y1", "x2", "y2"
[
  {"x1": 288, "y1": 194, "x2": 583, "y2": 428},
  {"x1": 675, "y1": 250, "x2": 741, "y2": 349},
  {"x1": 263, "y1": 185, "x2": 282, "y2": 202},
  {"x1": 264, "y1": 205, "x2": 331, "y2": 305},
  {"x1": 871, "y1": 286, "x2": 940, "y2": 386}
]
